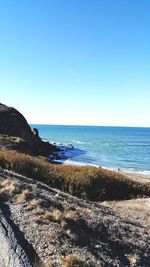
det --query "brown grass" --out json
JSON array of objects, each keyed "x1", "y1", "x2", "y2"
[
  {"x1": 0, "y1": 178, "x2": 33, "y2": 204},
  {"x1": 25, "y1": 199, "x2": 45, "y2": 211},
  {"x1": 61, "y1": 254, "x2": 85, "y2": 267},
  {"x1": 64, "y1": 209, "x2": 77, "y2": 220},
  {"x1": 0, "y1": 134, "x2": 24, "y2": 144},
  {"x1": 0, "y1": 179, "x2": 22, "y2": 199},
  {"x1": 34, "y1": 256, "x2": 85, "y2": 267},
  {"x1": 51, "y1": 209, "x2": 62, "y2": 221},
  {"x1": 16, "y1": 188, "x2": 31, "y2": 203},
  {"x1": 33, "y1": 259, "x2": 53, "y2": 267},
  {"x1": 26, "y1": 201, "x2": 76, "y2": 227},
  {"x1": 0, "y1": 150, "x2": 150, "y2": 201}
]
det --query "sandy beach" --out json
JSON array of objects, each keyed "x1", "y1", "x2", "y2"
[{"x1": 121, "y1": 171, "x2": 150, "y2": 183}]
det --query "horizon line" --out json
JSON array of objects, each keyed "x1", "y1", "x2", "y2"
[{"x1": 29, "y1": 123, "x2": 150, "y2": 128}]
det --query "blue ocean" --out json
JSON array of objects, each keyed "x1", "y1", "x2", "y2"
[{"x1": 31, "y1": 125, "x2": 150, "y2": 175}]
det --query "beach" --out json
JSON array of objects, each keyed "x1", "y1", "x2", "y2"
[{"x1": 121, "y1": 171, "x2": 150, "y2": 184}]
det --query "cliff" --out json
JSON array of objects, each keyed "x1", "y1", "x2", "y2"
[{"x1": 0, "y1": 103, "x2": 57, "y2": 156}]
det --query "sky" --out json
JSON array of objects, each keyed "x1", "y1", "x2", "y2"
[{"x1": 0, "y1": 0, "x2": 150, "y2": 127}]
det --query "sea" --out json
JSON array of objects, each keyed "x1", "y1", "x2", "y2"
[{"x1": 31, "y1": 125, "x2": 150, "y2": 175}]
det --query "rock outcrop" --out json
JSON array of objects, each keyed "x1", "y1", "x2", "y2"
[
  {"x1": 0, "y1": 103, "x2": 57, "y2": 156},
  {"x1": 0, "y1": 103, "x2": 36, "y2": 143},
  {"x1": 0, "y1": 209, "x2": 32, "y2": 267}
]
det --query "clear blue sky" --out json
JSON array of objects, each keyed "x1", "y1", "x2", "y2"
[{"x1": 0, "y1": 0, "x2": 150, "y2": 126}]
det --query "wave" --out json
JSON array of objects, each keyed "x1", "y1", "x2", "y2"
[
  {"x1": 63, "y1": 159, "x2": 99, "y2": 167},
  {"x1": 72, "y1": 140, "x2": 85, "y2": 144},
  {"x1": 47, "y1": 139, "x2": 150, "y2": 177}
]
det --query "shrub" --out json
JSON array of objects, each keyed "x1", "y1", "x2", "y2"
[{"x1": 0, "y1": 150, "x2": 150, "y2": 201}]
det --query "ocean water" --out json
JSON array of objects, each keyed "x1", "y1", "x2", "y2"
[{"x1": 31, "y1": 125, "x2": 150, "y2": 174}]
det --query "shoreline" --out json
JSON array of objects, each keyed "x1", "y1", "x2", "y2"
[
  {"x1": 50, "y1": 142, "x2": 150, "y2": 180},
  {"x1": 64, "y1": 163, "x2": 150, "y2": 183},
  {"x1": 54, "y1": 157, "x2": 150, "y2": 183},
  {"x1": 121, "y1": 171, "x2": 150, "y2": 183}
]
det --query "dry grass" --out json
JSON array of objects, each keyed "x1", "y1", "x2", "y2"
[
  {"x1": 50, "y1": 209, "x2": 62, "y2": 221},
  {"x1": 63, "y1": 209, "x2": 77, "y2": 220},
  {"x1": 25, "y1": 199, "x2": 46, "y2": 211},
  {"x1": 24, "y1": 197, "x2": 77, "y2": 228},
  {"x1": 61, "y1": 254, "x2": 85, "y2": 267},
  {"x1": 127, "y1": 254, "x2": 138, "y2": 266},
  {"x1": 0, "y1": 179, "x2": 22, "y2": 199},
  {"x1": 34, "y1": 255, "x2": 85, "y2": 267},
  {"x1": 16, "y1": 188, "x2": 31, "y2": 203},
  {"x1": 0, "y1": 178, "x2": 33, "y2": 204},
  {"x1": 43, "y1": 263, "x2": 53, "y2": 267},
  {"x1": 25, "y1": 199, "x2": 63, "y2": 224},
  {"x1": 27, "y1": 202, "x2": 76, "y2": 226},
  {"x1": 33, "y1": 259, "x2": 53, "y2": 267},
  {"x1": 0, "y1": 134, "x2": 24, "y2": 144},
  {"x1": 0, "y1": 149, "x2": 150, "y2": 201},
  {"x1": 41, "y1": 211, "x2": 52, "y2": 221}
]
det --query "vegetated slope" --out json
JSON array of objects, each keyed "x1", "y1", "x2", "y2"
[
  {"x1": 0, "y1": 150, "x2": 150, "y2": 202},
  {"x1": 0, "y1": 168, "x2": 150, "y2": 267}
]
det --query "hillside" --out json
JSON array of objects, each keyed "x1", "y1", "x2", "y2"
[{"x1": 0, "y1": 168, "x2": 150, "y2": 267}]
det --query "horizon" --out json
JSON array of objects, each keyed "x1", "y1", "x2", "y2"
[
  {"x1": 30, "y1": 123, "x2": 150, "y2": 129},
  {"x1": 0, "y1": 1, "x2": 150, "y2": 127}
]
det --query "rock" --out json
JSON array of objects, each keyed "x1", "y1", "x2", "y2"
[
  {"x1": 0, "y1": 209, "x2": 32, "y2": 267},
  {"x1": 0, "y1": 103, "x2": 34, "y2": 143},
  {"x1": 32, "y1": 128, "x2": 40, "y2": 139},
  {"x1": 0, "y1": 103, "x2": 58, "y2": 156}
]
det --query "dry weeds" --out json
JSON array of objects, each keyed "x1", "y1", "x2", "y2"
[
  {"x1": 61, "y1": 254, "x2": 85, "y2": 267},
  {"x1": 0, "y1": 149, "x2": 150, "y2": 201},
  {"x1": 0, "y1": 179, "x2": 22, "y2": 199}
]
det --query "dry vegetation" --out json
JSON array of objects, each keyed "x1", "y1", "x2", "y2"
[
  {"x1": 0, "y1": 176, "x2": 89, "y2": 266},
  {"x1": 0, "y1": 150, "x2": 150, "y2": 201},
  {"x1": 61, "y1": 254, "x2": 86, "y2": 267},
  {"x1": 0, "y1": 169, "x2": 150, "y2": 266},
  {"x1": 0, "y1": 134, "x2": 24, "y2": 144},
  {"x1": 34, "y1": 254, "x2": 86, "y2": 267}
]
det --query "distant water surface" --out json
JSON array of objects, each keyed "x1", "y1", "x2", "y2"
[{"x1": 31, "y1": 125, "x2": 150, "y2": 175}]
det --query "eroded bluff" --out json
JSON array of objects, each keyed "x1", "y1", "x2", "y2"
[{"x1": 0, "y1": 103, "x2": 57, "y2": 156}]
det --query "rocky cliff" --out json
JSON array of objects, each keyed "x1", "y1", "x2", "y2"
[{"x1": 0, "y1": 103, "x2": 57, "y2": 156}]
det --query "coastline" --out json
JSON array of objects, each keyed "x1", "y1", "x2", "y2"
[
  {"x1": 56, "y1": 156, "x2": 150, "y2": 183},
  {"x1": 53, "y1": 159, "x2": 150, "y2": 183},
  {"x1": 48, "y1": 138, "x2": 150, "y2": 183},
  {"x1": 121, "y1": 171, "x2": 150, "y2": 183},
  {"x1": 35, "y1": 124, "x2": 150, "y2": 175}
]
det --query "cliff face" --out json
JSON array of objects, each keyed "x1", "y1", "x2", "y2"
[
  {"x1": 0, "y1": 103, "x2": 36, "y2": 143},
  {"x1": 0, "y1": 103, "x2": 57, "y2": 156}
]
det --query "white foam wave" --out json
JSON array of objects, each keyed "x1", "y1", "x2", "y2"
[
  {"x1": 124, "y1": 169, "x2": 150, "y2": 176},
  {"x1": 73, "y1": 140, "x2": 85, "y2": 144},
  {"x1": 102, "y1": 167, "x2": 150, "y2": 176},
  {"x1": 63, "y1": 159, "x2": 99, "y2": 167}
]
